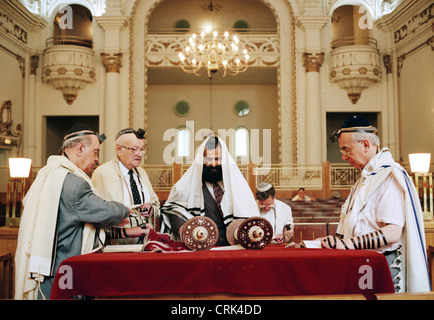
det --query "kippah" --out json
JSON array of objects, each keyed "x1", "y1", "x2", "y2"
[
  {"x1": 65, "y1": 124, "x2": 91, "y2": 135},
  {"x1": 115, "y1": 128, "x2": 146, "y2": 140},
  {"x1": 63, "y1": 124, "x2": 106, "y2": 144},
  {"x1": 257, "y1": 182, "x2": 272, "y2": 192},
  {"x1": 341, "y1": 115, "x2": 371, "y2": 129},
  {"x1": 330, "y1": 115, "x2": 377, "y2": 142}
]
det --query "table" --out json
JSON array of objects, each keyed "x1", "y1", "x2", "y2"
[{"x1": 50, "y1": 245, "x2": 394, "y2": 299}]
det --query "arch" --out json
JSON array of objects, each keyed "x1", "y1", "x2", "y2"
[
  {"x1": 46, "y1": 0, "x2": 104, "y2": 21},
  {"x1": 129, "y1": 0, "x2": 299, "y2": 164},
  {"x1": 328, "y1": 0, "x2": 377, "y2": 20}
]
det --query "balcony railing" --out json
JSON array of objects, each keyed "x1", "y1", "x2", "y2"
[
  {"x1": 331, "y1": 36, "x2": 378, "y2": 49},
  {"x1": 45, "y1": 36, "x2": 93, "y2": 48},
  {"x1": 1, "y1": 162, "x2": 430, "y2": 197}
]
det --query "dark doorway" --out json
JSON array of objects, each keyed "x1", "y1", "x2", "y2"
[
  {"x1": 45, "y1": 116, "x2": 99, "y2": 161},
  {"x1": 326, "y1": 112, "x2": 378, "y2": 163}
]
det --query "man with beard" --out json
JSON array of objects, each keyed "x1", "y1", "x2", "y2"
[{"x1": 161, "y1": 136, "x2": 259, "y2": 246}]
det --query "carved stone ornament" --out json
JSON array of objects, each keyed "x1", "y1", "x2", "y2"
[
  {"x1": 0, "y1": 100, "x2": 22, "y2": 147},
  {"x1": 303, "y1": 52, "x2": 324, "y2": 72},
  {"x1": 329, "y1": 44, "x2": 382, "y2": 104},
  {"x1": 42, "y1": 45, "x2": 96, "y2": 104},
  {"x1": 101, "y1": 53, "x2": 123, "y2": 73}
]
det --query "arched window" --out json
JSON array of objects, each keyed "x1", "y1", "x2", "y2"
[
  {"x1": 175, "y1": 126, "x2": 192, "y2": 162},
  {"x1": 235, "y1": 126, "x2": 249, "y2": 163}
]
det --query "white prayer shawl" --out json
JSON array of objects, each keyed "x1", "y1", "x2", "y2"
[
  {"x1": 259, "y1": 199, "x2": 294, "y2": 237},
  {"x1": 91, "y1": 157, "x2": 160, "y2": 229},
  {"x1": 337, "y1": 148, "x2": 430, "y2": 293},
  {"x1": 161, "y1": 136, "x2": 259, "y2": 238},
  {"x1": 14, "y1": 156, "x2": 103, "y2": 300}
]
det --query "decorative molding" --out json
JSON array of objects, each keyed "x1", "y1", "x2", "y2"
[
  {"x1": 0, "y1": 9, "x2": 28, "y2": 44},
  {"x1": 101, "y1": 52, "x2": 123, "y2": 73},
  {"x1": 329, "y1": 44, "x2": 382, "y2": 104},
  {"x1": 397, "y1": 36, "x2": 434, "y2": 76},
  {"x1": 383, "y1": 54, "x2": 392, "y2": 74},
  {"x1": 393, "y1": 2, "x2": 433, "y2": 45},
  {"x1": 29, "y1": 54, "x2": 39, "y2": 75},
  {"x1": 303, "y1": 52, "x2": 324, "y2": 72},
  {"x1": 144, "y1": 34, "x2": 279, "y2": 68},
  {"x1": 42, "y1": 45, "x2": 96, "y2": 104},
  {"x1": 0, "y1": 43, "x2": 25, "y2": 77}
]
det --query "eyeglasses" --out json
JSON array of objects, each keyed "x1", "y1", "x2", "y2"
[
  {"x1": 118, "y1": 145, "x2": 148, "y2": 154},
  {"x1": 339, "y1": 140, "x2": 361, "y2": 156}
]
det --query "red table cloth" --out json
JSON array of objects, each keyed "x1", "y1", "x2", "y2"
[{"x1": 50, "y1": 245, "x2": 394, "y2": 299}]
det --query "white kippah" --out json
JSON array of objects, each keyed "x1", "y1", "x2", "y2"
[{"x1": 257, "y1": 182, "x2": 272, "y2": 192}]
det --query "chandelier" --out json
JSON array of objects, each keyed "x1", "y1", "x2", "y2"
[{"x1": 178, "y1": 29, "x2": 250, "y2": 77}]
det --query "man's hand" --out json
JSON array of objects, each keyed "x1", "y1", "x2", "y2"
[
  {"x1": 138, "y1": 203, "x2": 153, "y2": 217},
  {"x1": 273, "y1": 234, "x2": 284, "y2": 244},
  {"x1": 125, "y1": 224, "x2": 153, "y2": 238}
]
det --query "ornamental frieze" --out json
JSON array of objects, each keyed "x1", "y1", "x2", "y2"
[
  {"x1": 394, "y1": 2, "x2": 433, "y2": 44},
  {"x1": 0, "y1": 10, "x2": 28, "y2": 44}
]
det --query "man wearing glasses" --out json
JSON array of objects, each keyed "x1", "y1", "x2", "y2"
[
  {"x1": 256, "y1": 182, "x2": 294, "y2": 244},
  {"x1": 92, "y1": 128, "x2": 160, "y2": 244},
  {"x1": 319, "y1": 115, "x2": 430, "y2": 293}
]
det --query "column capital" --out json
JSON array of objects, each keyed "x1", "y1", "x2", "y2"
[
  {"x1": 101, "y1": 52, "x2": 122, "y2": 73},
  {"x1": 296, "y1": 15, "x2": 329, "y2": 31},
  {"x1": 95, "y1": 15, "x2": 129, "y2": 31},
  {"x1": 303, "y1": 52, "x2": 324, "y2": 72}
]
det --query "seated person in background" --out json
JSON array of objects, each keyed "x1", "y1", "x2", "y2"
[
  {"x1": 292, "y1": 187, "x2": 312, "y2": 201},
  {"x1": 256, "y1": 182, "x2": 294, "y2": 244},
  {"x1": 160, "y1": 135, "x2": 259, "y2": 246},
  {"x1": 92, "y1": 128, "x2": 160, "y2": 244}
]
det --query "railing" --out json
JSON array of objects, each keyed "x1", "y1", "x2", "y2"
[
  {"x1": 331, "y1": 36, "x2": 378, "y2": 49},
  {"x1": 0, "y1": 162, "x2": 431, "y2": 195},
  {"x1": 330, "y1": 163, "x2": 361, "y2": 188},
  {"x1": 255, "y1": 164, "x2": 323, "y2": 189},
  {"x1": 45, "y1": 36, "x2": 93, "y2": 48}
]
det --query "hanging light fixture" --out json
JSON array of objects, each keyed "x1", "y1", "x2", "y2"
[
  {"x1": 178, "y1": 0, "x2": 249, "y2": 77},
  {"x1": 178, "y1": 30, "x2": 249, "y2": 77}
]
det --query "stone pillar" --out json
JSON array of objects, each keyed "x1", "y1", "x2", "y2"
[
  {"x1": 303, "y1": 51, "x2": 324, "y2": 164},
  {"x1": 96, "y1": 9, "x2": 128, "y2": 161},
  {"x1": 26, "y1": 55, "x2": 39, "y2": 160},
  {"x1": 297, "y1": 16, "x2": 328, "y2": 165}
]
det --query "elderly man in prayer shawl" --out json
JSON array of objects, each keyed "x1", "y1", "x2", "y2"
[
  {"x1": 256, "y1": 182, "x2": 294, "y2": 244},
  {"x1": 319, "y1": 115, "x2": 430, "y2": 293},
  {"x1": 92, "y1": 128, "x2": 160, "y2": 244},
  {"x1": 161, "y1": 135, "x2": 259, "y2": 246},
  {"x1": 14, "y1": 125, "x2": 131, "y2": 300}
]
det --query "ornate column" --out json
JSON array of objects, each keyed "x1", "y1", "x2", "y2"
[
  {"x1": 26, "y1": 55, "x2": 39, "y2": 160},
  {"x1": 95, "y1": 3, "x2": 128, "y2": 161},
  {"x1": 297, "y1": 16, "x2": 328, "y2": 165}
]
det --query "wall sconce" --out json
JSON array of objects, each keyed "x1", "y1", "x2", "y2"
[
  {"x1": 409, "y1": 153, "x2": 432, "y2": 220},
  {"x1": 6, "y1": 158, "x2": 32, "y2": 227}
]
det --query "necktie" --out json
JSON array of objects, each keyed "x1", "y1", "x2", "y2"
[
  {"x1": 128, "y1": 169, "x2": 142, "y2": 205},
  {"x1": 213, "y1": 182, "x2": 224, "y2": 215}
]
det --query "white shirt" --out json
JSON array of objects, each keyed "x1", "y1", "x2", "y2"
[
  {"x1": 344, "y1": 173, "x2": 405, "y2": 253},
  {"x1": 259, "y1": 199, "x2": 294, "y2": 237},
  {"x1": 119, "y1": 161, "x2": 151, "y2": 207}
]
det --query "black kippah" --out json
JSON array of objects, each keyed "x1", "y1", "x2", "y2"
[
  {"x1": 63, "y1": 124, "x2": 106, "y2": 143},
  {"x1": 341, "y1": 115, "x2": 371, "y2": 129},
  {"x1": 329, "y1": 115, "x2": 376, "y2": 142},
  {"x1": 115, "y1": 128, "x2": 146, "y2": 140},
  {"x1": 65, "y1": 124, "x2": 91, "y2": 136}
]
